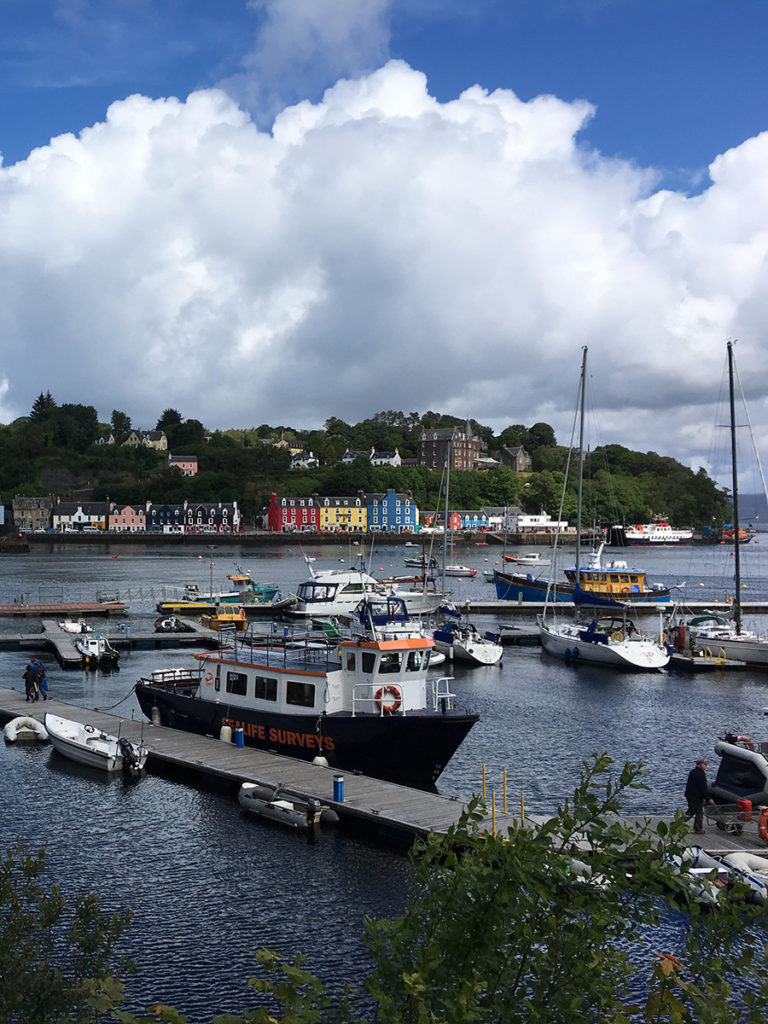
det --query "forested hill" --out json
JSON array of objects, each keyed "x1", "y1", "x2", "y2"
[{"x1": 0, "y1": 397, "x2": 733, "y2": 529}]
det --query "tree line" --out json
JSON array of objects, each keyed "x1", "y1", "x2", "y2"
[{"x1": 0, "y1": 393, "x2": 732, "y2": 528}]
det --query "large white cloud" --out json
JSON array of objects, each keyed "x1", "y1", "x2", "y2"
[{"x1": 1, "y1": 59, "x2": 767, "y2": 479}]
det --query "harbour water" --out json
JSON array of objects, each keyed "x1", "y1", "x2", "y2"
[{"x1": 2, "y1": 538, "x2": 768, "y2": 1019}]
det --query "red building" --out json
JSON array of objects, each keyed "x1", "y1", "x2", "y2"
[{"x1": 268, "y1": 494, "x2": 320, "y2": 533}]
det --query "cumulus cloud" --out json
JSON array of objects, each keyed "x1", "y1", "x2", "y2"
[
  {"x1": 0, "y1": 60, "x2": 767, "y2": 477},
  {"x1": 221, "y1": 0, "x2": 391, "y2": 123}
]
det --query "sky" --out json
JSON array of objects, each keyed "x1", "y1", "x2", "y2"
[{"x1": 1, "y1": 0, "x2": 767, "y2": 488}]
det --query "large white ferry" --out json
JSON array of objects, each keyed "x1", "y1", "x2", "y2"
[
  {"x1": 135, "y1": 628, "x2": 478, "y2": 787},
  {"x1": 609, "y1": 522, "x2": 693, "y2": 546}
]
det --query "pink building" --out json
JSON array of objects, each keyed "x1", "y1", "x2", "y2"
[
  {"x1": 169, "y1": 455, "x2": 198, "y2": 476},
  {"x1": 109, "y1": 504, "x2": 147, "y2": 532}
]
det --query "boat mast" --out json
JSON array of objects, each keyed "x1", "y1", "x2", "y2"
[
  {"x1": 728, "y1": 340, "x2": 742, "y2": 634},
  {"x1": 442, "y1": 440, "x2": 450, "y2": 597},
  {"x1": 575, "y1": 346, "x2": 587, "y2": 578}
]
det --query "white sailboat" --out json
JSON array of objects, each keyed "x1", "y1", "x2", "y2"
[
  {"x1": 687, "y1": 342, "x2": 768, "y2": 666},
  {"x1": 537, "y1": 347, "x2": 669, "y2": 670}
]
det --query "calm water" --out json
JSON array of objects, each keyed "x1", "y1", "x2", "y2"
[{"x1": 2, "y1": 538, "x2": 768, "y2": 1019}]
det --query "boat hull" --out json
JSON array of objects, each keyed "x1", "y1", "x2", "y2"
[
  {"x1": 539, "y1": 620, "x2": 669, "y2": 670},
  {"x1": 494, "y1": 570, "x2": 670, "y2": 606},
  {"x1": 134, "y1": 684, "x2": 477, "y2": 788}
]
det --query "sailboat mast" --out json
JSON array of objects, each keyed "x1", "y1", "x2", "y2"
[
  {"x1": 443, "y1": 441, "x2": 450, "y2": 596},
  {"x1": 575, "y1": 346, "x2": 587, "y2": 576},
  {"x1": 727, "y1": 340, "x2": 742, "y2": 634}
]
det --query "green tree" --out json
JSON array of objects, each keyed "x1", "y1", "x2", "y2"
[
  {"x1": 156, "y1": 408, "x2": 183, "y2": 431},
  {"x1": 29, "y1": 391, "x2": 57, "y2": 420},
  {"x1": 0, "y1": 843, "x2": 132, "y2": 1023},
  {"x1": 111, "y1": 410, "x2": 132, "y2": 443}
]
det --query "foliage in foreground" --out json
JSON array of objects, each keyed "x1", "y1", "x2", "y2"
[{"x1": 6, "y1": 756, "x2": 768, "y2": 1023}]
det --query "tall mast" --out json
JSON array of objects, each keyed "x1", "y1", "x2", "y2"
[
  {"x1": 575, "y1": 346, "x2": 587, "y2": 576},
  {"x1": 728, "y1": 340, "x2": 742, "y2": 634},
  {"x1": 442, "y1": 440, "x2": 451, "y2": 596}
]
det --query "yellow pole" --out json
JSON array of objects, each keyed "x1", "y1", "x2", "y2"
[
  {"x1": 491, "y1": 789, "x2": 496, "y2": 835},
  {"x1": 503, "y1": 769, "x2": 508, "y2": 813},
  {"x1": 482, "y1": 762, "x2": 486, "y2": 803},
  {"x1": 520, "y1": 792, "x2": 525, "y2": 822}
]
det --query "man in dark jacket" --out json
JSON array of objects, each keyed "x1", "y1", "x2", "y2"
[{"x1": 685, "y1": 758, "x2": 713, "y2": 833}]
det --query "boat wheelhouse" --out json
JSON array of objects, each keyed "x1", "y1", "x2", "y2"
[{"x1": 134, "y1": 630, "x2": 478, "y2": 787}]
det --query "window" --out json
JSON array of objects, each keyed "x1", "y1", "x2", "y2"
[
  {"x1": 254, "y1": 675, "x2": 277, "y2": 701},
  {"x1": 345, "y1": 652, "x2": 356, "y2": 671},
  {"x1": 226, "y1": 671, "x2": 248, "y2": 696},
  {"x1": 379, "y1": 652, "x2": 401, "y2": 673},
  {"x1": 361, "y1": 652, "x2": 376, "y2": 674},
  {"x1": 287, "y1": 680, "x2": 315, "y2": 707},
  {"x1": 406, "y1": 650, "x2": 426, "y2": 671}
]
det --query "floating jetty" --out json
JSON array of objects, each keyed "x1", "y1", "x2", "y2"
[
  {"x1": 2, "y1": 685, "x2": 765, "y2": 855},
  {"x1": 0, "y1": 600, "x2": 127, "y2": 618}
]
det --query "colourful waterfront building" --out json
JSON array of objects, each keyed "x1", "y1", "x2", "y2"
[
  {"x1": 268, "y1": 495, "x2": 320, "y2": 533},
  {"x1": 365, "y1": 490, "x2": 418, "y2": 533},
  {"x1": 317, "y1": 495, "x2": 366, "y2": 533}
]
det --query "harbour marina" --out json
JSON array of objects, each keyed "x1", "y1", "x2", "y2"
[{"x1": 4, "y1": 541, "x2": 768, "y2": 1017}]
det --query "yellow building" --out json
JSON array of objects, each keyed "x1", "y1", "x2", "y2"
[{"x1": 318, "y1": 495, "x2": 367, "y2": 532}]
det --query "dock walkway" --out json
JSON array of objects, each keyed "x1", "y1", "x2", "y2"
[
  {"x1": 3, "y1": 686, "x2": 767, "y2": 854},
  {"x1": 0, "y1": 686, "x2": 518, "y2": 842}
]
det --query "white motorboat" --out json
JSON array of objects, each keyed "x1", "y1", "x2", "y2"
[
  {"x1": 75, "y1": 634, "x2": 120, "y2": 668},
  {"x1": 287, "y1": 557, "x2": 443, "y2": 619},
  {"x1": 238, "y1": 783, "x2": 323, "y2": 830},
  {"x1": 44, "y1": 713, "x2": 147, "y2": 774},
  {"x1": 58, "y1": 618, "x2": 94, "y2": 634},
  {"x1": 503, "y1": 552, "x2": 551, "y2": 567},
  {"x1": 4, "y1": 716, "x2": 49, "y2": 743},
  {"x1": 537, "y1": 348, "x2": 670, "y2": 671}
]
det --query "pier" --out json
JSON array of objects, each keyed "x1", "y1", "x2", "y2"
[
  {"x1": 3, "y1": 686, "x2": 766, "y2": 855},
  {"x1": 0, "y1": 618, "x2": 220, "y2": 665},
  {"x1": 0, "y1": 686, "x2": 520, "y2": 844}
]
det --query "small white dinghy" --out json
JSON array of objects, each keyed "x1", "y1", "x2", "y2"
[
  {"x1": 238, "y1": 782, "x2": 323, "y2": 830},
  {"x1": 43, "y1": 713, "x2": 147, "y2": 774},
  {"x1": 4, "y1": 716, "x2": 49, "y2": 743}
]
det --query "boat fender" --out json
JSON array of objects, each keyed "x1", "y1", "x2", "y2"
[
  {"x1": 374, "y1": 685, "x2": 402, "y2": 713},
  {"x1": 759, "y1": 808, "x2": 768, "y2": 843},
  {"x1": 572, "y1": 647, "x2": 579, "y2": 659},
  {"x1": 611, "y1": 631, "x2": 624, "y2": 643},
  {"x1": 219, "y1": 724, "x2": 233, "y2": 744}
]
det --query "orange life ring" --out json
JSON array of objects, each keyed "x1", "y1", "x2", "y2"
[
  {"x1": 620, "y1": 587, "x2": 630, "y2": 594},
  {"x1": 736, "y1": 735, "x2": 756, "y2": 751},
  {"x1": 759, "y1": 807, "x2": 768, "y2": 842},
  {"x1": 204, "y1": 671, "x2": 214, "y2": 685},
  {"x1": 239, "y1": 608, "x2": 246, "y2": 619},
  {"x1": 374, "y1": 685, "x2": 401, "y2": 713}
]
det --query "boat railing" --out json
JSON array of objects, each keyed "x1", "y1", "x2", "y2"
[
  {"x1": 351, "y1": 680, "x2": 406, "y2": 717},
  {"x1": 225, "y1": 629, "x2": 338, "y2": 671},
  {"x1": 431, "y1": 676, "x2": 457, "y2": 711},
  {"x1": 144, "y1": 667, "x2": 201, "y2": 691}
]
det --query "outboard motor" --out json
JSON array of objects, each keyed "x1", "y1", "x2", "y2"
[
  {"x1": 306, "y1": 798, "x2": 321, "y2": 827},
  {"x1": 119, "y1": 736, "x2": 141, "y2": 775}
]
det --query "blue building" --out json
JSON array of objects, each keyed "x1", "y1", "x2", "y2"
[{"x1": 365, "y1": 490, "x2": 418, "y2": 533}]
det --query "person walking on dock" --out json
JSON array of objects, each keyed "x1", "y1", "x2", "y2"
[
  {"x1": 33, "y1": 658, "x2": 49, "y2": 700},
  {"x1": 23, "y1": 659, "x2": 38, "y2": 702},
  {"x1": 685, "y1": 758, "x2": 714, "y2": 833}
]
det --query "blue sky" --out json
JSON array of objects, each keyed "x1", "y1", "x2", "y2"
[
  {"x1": 0, "y1": 0, "x2": 767, "y2": 485},
  {"x1": 3, "y1": 1, "x2": 765, "y2": 184}
]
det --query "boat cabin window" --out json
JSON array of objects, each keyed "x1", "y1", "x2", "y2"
[
  {"x1": 345, "y1": 651, "x2": 356, "y2": 671},
  {"x1": 225, "y1": 671, "x2": 248, "y2": 697},
  {"x1": 379, "y1": 652, "x2": 402, "y2": 674},
  {"x1": 407, "y1": 649, "x2": 427, "y2": 671},
  {"x1": 340, "y1": 582, "x2": 365, "y2": 594},
  {"x1": 297, "y1": 583, "x2": 337, "y2": 602},
  {"x1": 253, "y1": 675, "x2": 278, "y2": 701},
  {"x1": 286, "y1": 680, "x2": 315, "y2": 707},
  {"x1": 361, "y1": 652, "x2": 377, "y2": 673}
]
